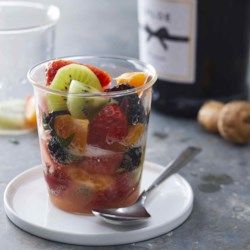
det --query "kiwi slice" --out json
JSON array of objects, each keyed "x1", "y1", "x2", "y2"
[
  {"x1": 48, "y1": 64, "x2": 102, "y2": 112},
  {"x1": 67, "y1": 80, "x2": 109, "y2": 119}
]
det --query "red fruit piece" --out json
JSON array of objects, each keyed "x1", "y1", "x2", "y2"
[
  {"x1": 45, "y1": 59, "x2": 112, "y2": 88},
  {"x1": 85, "y1": 64, "x2": 111, "y2": 89},
  {"x1": 44, "y1": 166, "x2": 70, "y2": 196},
  {"x1": 45, "y1": 60, "x2": 73, "y2": 85},
  {"x1": 92, "y1": 188, "x2": 116, "y2": 208},
  {"x1": 92, "y1": 172, "x2": 135, "y2": 208},
  {"x1": 81, "y1": 152, "x2": 123, "y2": 175},
  {"x1": 88, "y1": 104, "x2": 128, "y2": 149},
  {"x1": 115, "y1": 172, "x2": 133, "y2": 197},
  {"x1": 92, "y1": 168, "x2": 142, "y2": 209}
]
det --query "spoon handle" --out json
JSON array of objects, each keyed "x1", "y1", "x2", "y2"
[{"x1": 141, "y1": 146, "x2": 201, "y2": 202}]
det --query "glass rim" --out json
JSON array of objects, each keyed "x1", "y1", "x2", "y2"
[
  {"x1": 27, "y1": 55, "x2": 157, "y2": 98},
  {"x1": 0, "y1": 1, "x2": 60, "y2": 34}
]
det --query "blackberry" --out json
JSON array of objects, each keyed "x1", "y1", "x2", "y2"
[
  {"x1": 119, "y1": 95, "x2": 146, "y2": 125},
  {"x1": 107, "y1": 84, "x2": 147, "y2": 125},
  {"x1": 48, "y1": 136, "x2": 76, "y2": 164},
  {"x1": 120, "y1": 147, "x2": 142, "y2": 171},
  {"x1": 42, "y1": 113, "x2": 51, "y2": 130},
  {"x1": 107, "y1": 84, "x2": 132, "y2": 92}
]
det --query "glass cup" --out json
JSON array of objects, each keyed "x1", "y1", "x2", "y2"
[
  {"x1": 0, "y1": 1, "x2": 60, "y2": 134},
  {"x1": 28, "y1": 56, "x2": 157, "y2": 214}
]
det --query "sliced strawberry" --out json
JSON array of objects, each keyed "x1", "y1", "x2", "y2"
[
  {"x1": 88, "y1": 104, "x2": 128, "y2": 149},
  {"x1": 44, "y1": 165, "x2": 70, "y2": 196},
  {"x1": 115, "y1": 172, "x2": 133, "y2": 197},
  {"x1": 115, "y1": 167, "x2": 142, "y2": 196},
  {"x1": 85, "y1": 64, "x2": 111, "y2": 89},
  {"x1": 91, "y1": 172, "x2": 138, "y2": 208},
  {"x1": 45, "y1": 59, "x2": 111, "y2": 88},
  {"x1": 45, "y1": 59, "x2": 73, "y2": 85},
  {"x1": 92, "y1": 188, "x2": 116, "y2": 208},
  {"x1": 80, "y1": 152, "x2": 123, "y2": 175}
]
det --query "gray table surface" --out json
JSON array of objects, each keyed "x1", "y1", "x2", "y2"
[{"x1": 1, "y1": 1, "x2": 250, "y2": 249}]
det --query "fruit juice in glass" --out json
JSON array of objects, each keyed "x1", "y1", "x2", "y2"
[{"x1": 28, "y1": 56, "x2": 157, "y2": 214}]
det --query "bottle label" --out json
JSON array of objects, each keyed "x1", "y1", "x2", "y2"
[{"x1": 138, "y1": 0, "x2": 197, "y2": 84}]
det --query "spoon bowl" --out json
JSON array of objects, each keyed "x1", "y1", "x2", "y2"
[
  {"x1": 92, "y1": 146, "x2": 201, "y2": 226},
  {"x1": 93, "y1": 202, "x2": 150, "y2": 225}
]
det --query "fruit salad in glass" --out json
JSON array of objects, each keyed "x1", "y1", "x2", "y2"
[{"x1": 28, "y1": 56, "x2": 156, "y2": 214}]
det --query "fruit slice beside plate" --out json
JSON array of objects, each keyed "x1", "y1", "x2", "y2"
[
  {"x1": 0, "y1": 99, "x2": 37, "y2": 135},
  {"x1": 0, "y1": 99, "x2": 26, "y2": 129}
]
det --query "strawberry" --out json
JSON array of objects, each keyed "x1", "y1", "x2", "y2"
[
  {"x1": 46, "y1": 60, "x2": 73, "y2": 85},
  {"x1": 92, "y1": 188, "x2": 116, "y2": 208},
  {"x1": 91, "y1": 172, "x2": 135, "y2": 208},
  {"x1": 44, "y1": 165, "x2": 70, "y2": 196},
  {"x1": 85, "y1": 64, "x2": 111, "y2": 89},
  {"x1": 114, "y1": 172, "x2": 133, "y2": 197},
  {"x1": 106, "y1": 84, "x2": 147, "y2": 125},
  {"x1": 81, "y1": 152, "x2": 123, "y2": 175},
  {"x1": 45, "y1": 59, "x2": 111, "y2": 88},
  {"x1": 88, "y1": 104, "x2": 128, "y2": 149}
]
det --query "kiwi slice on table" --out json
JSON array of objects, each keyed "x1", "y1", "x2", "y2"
[
  {"x1": 48, "y1": 64, "x2": 102, "y2": 112},
  {"x1": 67, "y1": 80, "x2": 109, "y2": 119}
]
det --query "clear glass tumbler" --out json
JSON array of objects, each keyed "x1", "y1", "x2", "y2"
[
  {"x1": 28, "y1": 56, "x2": 157, "y2": 214},
  {"x1": 0, "y1": 1, "x2": 60, "y2": 134}
]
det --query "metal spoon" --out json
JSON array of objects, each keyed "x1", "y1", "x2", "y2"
[{"x1": 92, "y1": 146, "x2": 201, "y2": 225}]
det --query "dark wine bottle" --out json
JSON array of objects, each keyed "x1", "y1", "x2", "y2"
[{"x1": 138, "y1": 0, "x2": 250, "y2": 117}]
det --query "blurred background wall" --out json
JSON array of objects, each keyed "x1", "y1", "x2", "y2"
[
  {"x1": 29, "y1": 0, "x2": 138, "y2": 57},
  {"x1": 4, "y1": 0, "x2": 250, "y2": 96}
]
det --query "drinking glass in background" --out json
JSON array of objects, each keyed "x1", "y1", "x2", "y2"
[{"x1": 0, "y1": 1, "x2": 60, "y2": 134}]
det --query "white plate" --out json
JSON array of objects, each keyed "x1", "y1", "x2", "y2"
[{"x1": 4, "y1": 161, "x2": 193, "y2": 246}]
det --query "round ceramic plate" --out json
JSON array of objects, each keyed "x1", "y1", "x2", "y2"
[{"x1": 4, "y1": 161, "x2": 193, "y2": 246}]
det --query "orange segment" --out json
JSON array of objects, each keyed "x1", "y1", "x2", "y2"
[
  {"x1": 25, "y1": 95, "x2": 37, "y2": 128},
  {"x1": 116, "y1": 72, "x2": 148, "y2": 88},
  {"x1": 123, "y1": 124, "x2": 145, "y2": 146},
  {"x1": 53, "y1": 114, "x2": 89, "y2": 155},
  {"x1": 67, "y1": 168, "x2": 114, "y2": 191}
]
